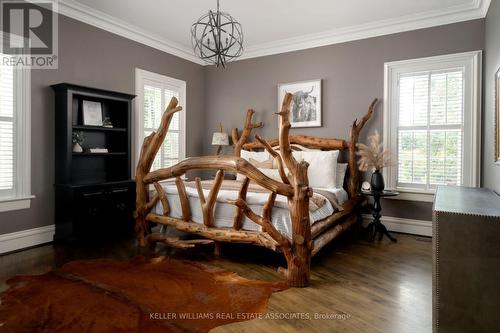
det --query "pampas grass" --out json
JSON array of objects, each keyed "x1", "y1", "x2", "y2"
[{"x1": 356, "y1": 131, "x2": 392, "y2": 172}]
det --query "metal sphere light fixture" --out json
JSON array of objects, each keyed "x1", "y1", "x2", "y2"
[{"x1": 191, "y1": 0, "x2": 243, "y2": 68}]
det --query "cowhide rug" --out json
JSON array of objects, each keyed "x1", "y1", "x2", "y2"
[{"x1": 0, "y1": 257, "x2": 286, "y2": 333}]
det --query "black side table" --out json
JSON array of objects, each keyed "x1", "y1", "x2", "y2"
[{"x1": 361, "y1": 190, "x2": 399, "y2": 242}]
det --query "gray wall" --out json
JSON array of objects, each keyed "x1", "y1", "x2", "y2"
[
  {"x1": 204, "y1": 19, "x2": 485, "y2": 221},
  {"x1": 0, "y1": 15, "x2": 491, "y2": 236},
  {"x1": 483, "y1": 1, "x2": 500, "y2": 194},
  {"x1": 0, "y1": 15, "x2": 205, "y2": 235}
]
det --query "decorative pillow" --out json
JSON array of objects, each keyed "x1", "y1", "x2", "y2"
[
  {"x1": 240, "y1": 150, "x2": 271, "y2": 162},
  {"x1": 238, "y1": 150, "x2": 272, "y2": 181},
  {"x1": 336, "y1": 163, "x2": 348, "y2": 188},
  {"x1": 300, "y1": 150, "x2": 339, "y2": 188},
  {"x1": 248, "y1": 157, "x2": 273, "y2": 169}
]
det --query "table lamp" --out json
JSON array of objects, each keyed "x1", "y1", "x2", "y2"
[{"x1": 212, "y1": 123, "x2": 229, "y2": 155}]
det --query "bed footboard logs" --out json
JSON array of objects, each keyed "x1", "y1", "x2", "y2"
[
  {"x1": 195, "y1": 170, "x2": 224, "y2": 227},
  {"x1": 232, "y1": 177, "x2": 250, "y2": 230},
  {"x1": 228, "y1": 93, "x2": 313, "y2": 287},
  {"x1": 135, "y1": 97, "x2": 182, "y2": 247}
]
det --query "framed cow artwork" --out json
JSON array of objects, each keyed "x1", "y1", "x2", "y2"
[{"x1": 278, "y1": 79, "x2": 322, "y2": 128}]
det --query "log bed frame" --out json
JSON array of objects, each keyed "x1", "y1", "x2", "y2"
[{"x1": 135, "y1": 93, "x2": 377, "y2": 287}]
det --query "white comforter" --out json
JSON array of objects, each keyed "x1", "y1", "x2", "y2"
[{"x1": 151, "y1": 181, "x2": 347, "y2": 238}]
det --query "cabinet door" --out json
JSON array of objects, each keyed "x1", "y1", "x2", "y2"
[
  {"x1": 106, "y1": 186, "x2": 135, "y2": 233},
  {"x1": 76, "y1": 189, "x2": 106, "y2": 236}
]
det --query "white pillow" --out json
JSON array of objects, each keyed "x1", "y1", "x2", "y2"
[
  {"x1": 271, "y1": 150, "x2": 303, "y2": 169},
  {"x1": 240, "y1": 150, "x2": 271, "y2": 162},
  {"x1": 300, "y1": 150, "x2": 339, "y2": 188},
  {"x1": 336, "y1": 163, "x2": 348, "y2": 188}
]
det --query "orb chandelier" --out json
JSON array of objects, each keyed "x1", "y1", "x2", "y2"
[{"x1": 191, "y1": 0, "x2": 243, "y2": 68}]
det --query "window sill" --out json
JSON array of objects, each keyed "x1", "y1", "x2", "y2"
[
  {"x1": 384, "y1": 190, "x2": 435, "y2": 203},
  {"x1": 0, "y1": 195, "x2": 35, "y2": 212}
]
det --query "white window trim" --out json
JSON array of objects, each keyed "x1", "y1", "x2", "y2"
[
  {"x1": 133, "y1": 68, "x2": 186, "y2": 176},
  {"x1": 0, "y1": 69, "x2": 33, "y2": 211},
  {"x1": 0, "y1": 33, "x2": 33, "y2": 211},
  {"x1": 383, "y1": 51, "x2": 482, "y2": 202}
]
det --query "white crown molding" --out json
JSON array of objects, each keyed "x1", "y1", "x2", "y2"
[
  {"x1": 361, "y1": 214, "x2": 432, "y2": 237},
  {"x1": 241, "y1": 0, "x2": 491, "y2": 61},
  {"x1": 0, "y1": 225, "x2": 54, "y2": 254},
  {"x1": 477, "y1": 0, "x2": 492, "y2": 16},
  {"x1": 57, "y1": 0, "x2": 205, "y2": 65},
  {"x1": 55, "y1": 0, "x2": 490, "y2": 65}
]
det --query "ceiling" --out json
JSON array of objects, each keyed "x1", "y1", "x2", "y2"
[{"x1": 59, "y1": 0, "x2": 490, "y2": 65}]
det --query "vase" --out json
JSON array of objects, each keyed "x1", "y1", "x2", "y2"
[
  {"x1": 72, "y1": 143, "x2": 83, "y2": 153},
  {"x1": 370, "y1": 169, "x2": 385, "y2": 192}
]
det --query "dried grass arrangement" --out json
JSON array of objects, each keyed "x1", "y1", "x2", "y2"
[{"x1": 356, "y1": 131, "x2": 392, "y2": 172}]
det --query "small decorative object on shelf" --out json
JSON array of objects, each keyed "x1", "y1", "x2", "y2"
[
  {"x1": 361, "y1": 181, "x2": 371, "y2": 191},
  {"x1": 72, "y1": 131, "x2": 85, "y2": 153},
  {"x1": 211, "y1": 123, "x2": 230, "y2": 155},
  {"x1": 89, "y1": 148, "x2": 109, "y2": 153},
  {"x1": 102, "y1": 117, "x2": 113, "y2": 128},
  {"x1": 82, "y1": 100, "x2": 103, "y2": 126},
  {"x1": 356, "y1": 130, "x2": 392, "y2": 192}
]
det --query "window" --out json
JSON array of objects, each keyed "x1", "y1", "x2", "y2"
[
  {"x1": 0, "y1": 53, "x2": 32, "y2": 211},
  {"x1": 135, "y1": 69, "x2": 186, "y2": 172},
  {"x1": 384, "y1": 51, "x2": 481, "y2": 202}
]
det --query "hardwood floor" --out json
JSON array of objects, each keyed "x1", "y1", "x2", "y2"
[{"x1": 0, "y1": 231, "x2": 431, "y2": 333}]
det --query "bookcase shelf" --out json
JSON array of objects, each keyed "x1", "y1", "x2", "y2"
[
  {"x1": 73, "y1": 125, "x2": 127, "y2": 132},
  {"x1": 72, "y1": 152, "x2": 128, "y2": 156},
  {"x1": 52, "y1": 83, "x2": 136, "y2": 240}
]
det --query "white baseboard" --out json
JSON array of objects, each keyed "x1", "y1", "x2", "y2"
[
  {"x1": 361, "y1": 214, "x2": 432, "y2": 237},
  {"x1": 0, "y1": 225, "x2": 55, "y2": 254}
]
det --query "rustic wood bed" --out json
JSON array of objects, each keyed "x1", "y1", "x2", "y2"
[{"x1": 135, "y1": 93, "x2": 376, "y2": 287}]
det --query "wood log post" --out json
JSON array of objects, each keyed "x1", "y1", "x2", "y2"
[
  {"x1": 255, "y1": 134, "x2": 290, "y2": 184},
  {"x1": 144, "y1": 194, "x2": 160, "y2": 213},
  {"x1": 146, "y1": 213, "x2": 278, "y2": 250},
  {"x1": 233, "y1": 177, "x2": 250, "y2": 230},
  {"x1": 243, "y1": 135, "x2": 348, "y2": 151},
  {"x1": 194, "y1": 169, "x2": 224, "y2": 227},
  {"x1": 175, "y1": 176, "x2": 191, "y2": 221},
  {"x1": 229, "y1": 195, "x2": 293, "y2": 263},
  {"x1": 135, "y1": 97, "x2": 182, "y2": 247},
  {"x1": 146, "y1": 233, "x2": 214, "y2": 249},
  {"x1": 347, "y1": 98, "x2": 378, "y2": 199},
  {"x1": 153, "y1": 182, "x2": 170, "y2": 216},
  {"x1": 229, "y1": 94, "x2": 313, "y2": 287},
  {"x1": 232, "y1": 109, "x2": 263, "y2": 157},
  {"x1": 276, "y1": 93, "x2": 313, "y2": 287}
]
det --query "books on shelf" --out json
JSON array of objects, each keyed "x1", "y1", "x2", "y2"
[{"x1": 89, "y1": 148, "x2": 108, "y2": 153}]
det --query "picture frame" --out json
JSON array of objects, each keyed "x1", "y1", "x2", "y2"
[
  {"x1": 82, "y1": 100, "x2": 103, "y2": 126},
  {"x1": 278, "y1": 79, "x2": 322, "y2": 128},
  {"x1": 496, "y1": 68, "x2": 500, "y2": 164}
]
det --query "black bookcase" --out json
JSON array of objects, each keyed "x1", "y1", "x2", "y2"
[{"x1": 52, "y1": 83, "x2": 136, "y2": 240}]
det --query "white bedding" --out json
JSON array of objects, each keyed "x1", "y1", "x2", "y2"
[{"x1": 151, "y1": 181, "x2": 348, "y2": 238}]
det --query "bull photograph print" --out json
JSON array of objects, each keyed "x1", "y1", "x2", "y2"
[{"x1": 278, "y1": 79, "x2": 322, "y2": 127}]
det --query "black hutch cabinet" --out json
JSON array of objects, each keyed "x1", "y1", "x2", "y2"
[{"x1": 52, "y1": 83, "x2": 136, "y2": 240}]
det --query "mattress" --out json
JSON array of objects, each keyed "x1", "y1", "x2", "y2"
[{"x1": 151, "y1": 181, "x2": 348, "y2": 239}]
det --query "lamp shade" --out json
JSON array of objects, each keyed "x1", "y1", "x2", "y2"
[{"x1": 212, "y1": 132, "x2": 229, "y2": 146}]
